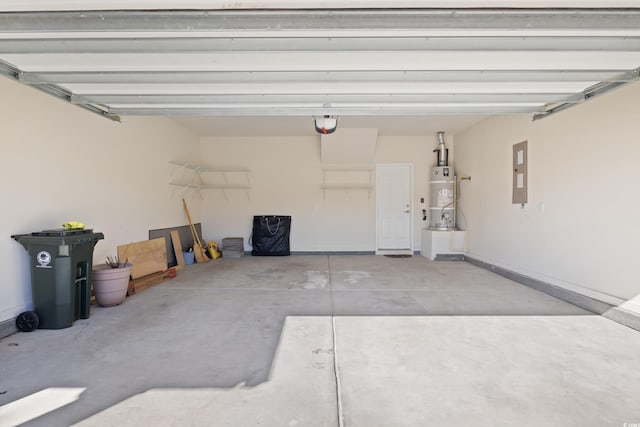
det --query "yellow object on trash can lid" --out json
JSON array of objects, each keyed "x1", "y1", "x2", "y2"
[{"x1": 62, "y1": 221, "x2": 85, "y2": 230}]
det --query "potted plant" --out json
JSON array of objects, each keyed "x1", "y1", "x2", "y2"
[{"x1": 92, "y1": 256, "x2": 132, "y2": 307}]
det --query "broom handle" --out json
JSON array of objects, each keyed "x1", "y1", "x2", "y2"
[{"x1": 182, "y1": 198, "x2": 205, "y2": 250}]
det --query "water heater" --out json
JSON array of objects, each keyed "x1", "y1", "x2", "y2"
[{"x1": 429, "y1": 132, "x2": 456, "y2": 230}]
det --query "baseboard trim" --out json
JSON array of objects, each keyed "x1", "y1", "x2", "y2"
[
  {"x1": 465, "y1": 256, "x2": 640, "y2": 332},
  {"x1": 602, "y1": 307, "x2": 640, "y2": 331},
  {"x1": 375, "y1": 249, "x2": 413, "y2": 256},
  {"x1": 0, "y1": 317, "x2": 17, "y2": 339},
  {"x1": 435, "y1": 254, "x2": 465, "y2": 261},
  {"x1": 465, "y1": 256, "x2": 615, "y2": 316},
  {"x1": 290, "y1": 251, "x2": 376, "y2": 256}
]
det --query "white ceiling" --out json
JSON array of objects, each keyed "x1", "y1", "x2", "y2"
[{"x1": 0, "y1": 4, "x2": 638, "y2": 137}]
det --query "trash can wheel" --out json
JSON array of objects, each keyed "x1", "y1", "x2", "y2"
[{"x1": 16, "y1": 311, "x2": 39, "y2": 332}]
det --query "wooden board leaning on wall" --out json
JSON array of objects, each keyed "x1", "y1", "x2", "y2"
[{"x1": 117, "y1": 237, "x2": 168, "y2": 280}]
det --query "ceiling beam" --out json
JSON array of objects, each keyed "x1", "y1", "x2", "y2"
[
  {"x1": 63, "y1": 81, "x2": 590, "y2": 95},
  {"x1": 70, "y1": 93, "x2": 572, "y2": 105},
  {"x1": 2, "y1": 10, "x2": 640, "y2": 33},
  {"x1": 107, "y1": 105, "x2": 545, "y2": 116},
  {"x1": 1, "y1": 1, "x2": 639, "y2": 12},
  {"x1": 2, "y1": 37, "x2": 640, "y2": 53},
  {"x1": 17, "y1": 70, "x2": 636, "y2": 85},
  {"x1": 4, "y1": 51, "x2": 639, "y2": 72}
]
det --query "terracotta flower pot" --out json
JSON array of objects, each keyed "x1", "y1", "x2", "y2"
[{"x1": 92, "y1": 263, "x2": 133, "y2": 307}]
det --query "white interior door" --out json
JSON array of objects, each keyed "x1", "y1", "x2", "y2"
[{"x1": 376, "y1": 163, "x2": 413, "y2": 254}]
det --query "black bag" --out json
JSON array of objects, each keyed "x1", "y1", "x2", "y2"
[{"x1": 251, "y1": 215, "x2": 291, "y2": 256}]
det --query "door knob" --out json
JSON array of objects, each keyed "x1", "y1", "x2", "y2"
[{"x1": 404, "y1": 210, "x2": 410, "y2": 213}]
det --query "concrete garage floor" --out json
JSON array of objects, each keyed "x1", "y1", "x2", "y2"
[{"x1": 1, "y1": 255, "x2": 640, "y2": 427}]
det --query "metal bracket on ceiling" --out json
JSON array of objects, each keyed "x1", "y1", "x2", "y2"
[
  {"x1": 0, "y1": 60, "x2": 121, "y2": 123},
  {"x1": 533, "y1": 68, "x2": 640, "y2": 121}
]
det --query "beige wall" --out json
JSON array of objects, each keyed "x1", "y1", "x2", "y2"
[
  {"x1": 198, "y1": 135, "x2": 436, "y2": 252},
  {"x1": 454, "y1": 81, "x2": 640, "y2": 313},
  {"x1": 1, "y1": 77, "x2": 200, "y2": 322}
]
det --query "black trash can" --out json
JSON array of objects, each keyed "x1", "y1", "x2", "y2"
[{"x1": 12, "y1": 229, "x2": 104, "y2": 330}]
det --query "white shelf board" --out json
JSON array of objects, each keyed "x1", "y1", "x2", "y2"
[
  {"x1": 169, "y1": 160, "x2": 250, "y2": 173},
  {"x1": 321, "y1": 184, "x2": 373, "y2": 190}
]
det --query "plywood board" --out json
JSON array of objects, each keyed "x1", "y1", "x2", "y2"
[
  {"x1": 149, "y1": 223, "x2": 202, "y2": 267},
  {"x1": 127, "y1": 250, "x2": 166, "y2": 279},
  {"x1": 170, "y1": 230, "x2": 185, "y2": 268},
  {"x1": 117, "y1": 237, "x2": 167, "y2": 280}
]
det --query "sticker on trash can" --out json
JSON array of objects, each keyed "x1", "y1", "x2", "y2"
[{"x1": 36, "y1": 251, "x2": 52, "y2": 269}]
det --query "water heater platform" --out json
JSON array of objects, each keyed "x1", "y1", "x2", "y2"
[{"x1": 421, "y1": 229, "x2": 466, "y2": 261}]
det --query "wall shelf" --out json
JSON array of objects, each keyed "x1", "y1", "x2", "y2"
[
  {"x1": 321, "y1": 165, "x2": 374, "y2": 199},
  {"x1": 169, "y1": 160, "x2": 251, "y2": 200}
]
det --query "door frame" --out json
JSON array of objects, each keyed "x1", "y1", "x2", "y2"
[{"x1": 375, "y1": 163, "x2": 414, "y2": 255}]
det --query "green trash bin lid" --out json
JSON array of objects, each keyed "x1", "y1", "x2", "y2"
[
  {"x1": 31, "y1": 228, "x2": 94, "y2": 237},
  {"x1": 12, "y1": 229, "x2": 104, "y2": 248}
]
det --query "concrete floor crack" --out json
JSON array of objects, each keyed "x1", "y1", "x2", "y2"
[{"x1": 328, "y1": 255, "x2": 345, "y2": 427}]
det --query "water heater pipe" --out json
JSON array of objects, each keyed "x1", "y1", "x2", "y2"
[
  {"x1": 453, "y1": 175, "x2": 457, "y2": 230},
  {"x1": 436, "y1": 131, "x2": 447, "y2": 166}
]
